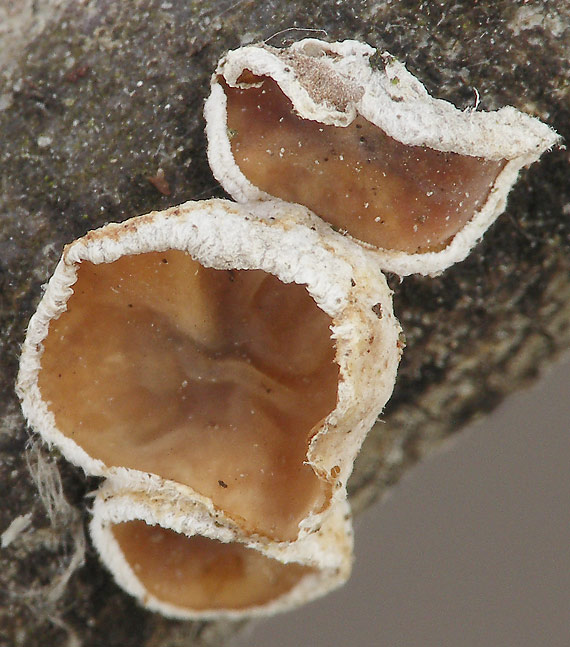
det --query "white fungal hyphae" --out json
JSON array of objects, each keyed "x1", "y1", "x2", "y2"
[
  {"x1": 205, "y1": 38, "x2": 560, "y2": 276},
  {"x1": 17, "y1": 199, "x2": 400, "y2": 566},
  {"x1": 90, "y1": 481, "x2": 353, "y2": 618}
]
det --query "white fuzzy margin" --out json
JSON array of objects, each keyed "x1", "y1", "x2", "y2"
[
  {"x1": 89, "y1": 481, "x2": 353, "y2": 619},
  {"x1": 16, "y1": 198, "x2": 401, "y2": 544},
  {"x1": 204, "y1": 38, "x2": 560, "y2": 277}
]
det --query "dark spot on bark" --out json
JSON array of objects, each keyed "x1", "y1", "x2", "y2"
[{"x1": 65, "y1": 64, "x2": 90, "y2": 83}]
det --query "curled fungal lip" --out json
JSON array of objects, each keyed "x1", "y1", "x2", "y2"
[
  {"x1": 205, "y1": 38, "x2": 560, "y2": 277},
  {"x1": 17, "y1": 199, "x2": 401, "y2": 560},
  {"x1": 90, "y1": 481, "x2": 353, "y2": 619}
]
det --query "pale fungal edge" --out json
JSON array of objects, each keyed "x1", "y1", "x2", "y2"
[
  {"x1": 205, "y1": 38, "x2": 560, "y2": 277},
  {"x1": 16, "y1": 198, "x2": 402, "y2": 543},
  {"x1": 89, "y1": 483, "x2": 353, "y2": 619},
  {"x1": 214, "y1": 38, "x2": 559, "y2": 159}
]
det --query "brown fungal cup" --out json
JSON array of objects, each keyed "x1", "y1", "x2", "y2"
[
  {"x1": 90, "y1": 483, "x2": 353, "y2": 618},
  {"x1": 206, "y1": 39, "x2": 559, "y2": 276},
  {"x1": 17, "y1": 199, "x2": 401, "y2": 563}
]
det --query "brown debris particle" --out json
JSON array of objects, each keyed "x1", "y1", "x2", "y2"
[
  {"x1": 147, "y1": 168, "x2": 171, "y2": 196},
  {"x1": 371, "y1": 303, "x2": 383, "y2": 319},
  {"x1": 218, "y1": 480, "x2": 228, "y2": 489}
]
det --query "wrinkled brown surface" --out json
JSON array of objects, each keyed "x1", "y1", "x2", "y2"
[
  {"x1": 39, "y1": 250, "x2": 338, "y2": 540},
  {"x1": 112, "y1": 521, "x2": 314, "y2": 611},
  {"x1": 225, "y1": 77, "x2": 504, "y2": 253}
]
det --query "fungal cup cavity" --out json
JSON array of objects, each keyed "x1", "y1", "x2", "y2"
[
  {"x1": 39, "y1": 249, "x2": 338, "y2": 540},
  {"x1": 111, "y1": 521, "x2": 316, "y2": 611},
  {"x1": 221, "y1": 76, "x2": 506, "y2": 254}
]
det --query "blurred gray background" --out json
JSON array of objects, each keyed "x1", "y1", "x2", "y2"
[{"x1": 234, "y1": 354, "x2": 569, "y2": 647}]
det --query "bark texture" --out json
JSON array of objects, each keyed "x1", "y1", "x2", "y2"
[{"x1": 0, "y1": 1, "x2": 568, "y2": 646}]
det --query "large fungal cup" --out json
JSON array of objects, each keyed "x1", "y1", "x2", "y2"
[
  {"x1": 38, "y1": 249, "x2": 338, "y2": 540},
  {"x1": 19, "y1": 199, "x2": 402, "y2": 546}
]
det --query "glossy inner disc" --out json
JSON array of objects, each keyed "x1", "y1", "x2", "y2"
[
  {"x1": 39, "y1": 250, "x2": 338, "y2": 540},
  {"x1": 223, "y1": 75, "x2": 505, "y2": 254},
  {"x1": 112, "y1": 520, "x2": 315, "y2": 611}
]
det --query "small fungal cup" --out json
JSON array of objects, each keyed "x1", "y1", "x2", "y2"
[
  {"x1": 206, "y1": 38, "x2": 559, "y2": 276},
  {"x1": 90, "y1": 482, "x2": 353, "y2": 618}
]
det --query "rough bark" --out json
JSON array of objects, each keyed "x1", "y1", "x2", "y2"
[{"x1": 0, "y1": 1, "x2": 568, "y2": 646}]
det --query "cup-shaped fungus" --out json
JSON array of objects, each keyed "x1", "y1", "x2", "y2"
[
  {"x1": 205, "y1": 39, "x2": 559, "y2": 276},
  {"x1": 90, "y1": 482, "x2": 352, "y2": 618},
  {"x1": 17, "y1": 199, "x2": 401, "y2": 545}
]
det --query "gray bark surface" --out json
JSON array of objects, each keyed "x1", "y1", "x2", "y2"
[{"x1": 0, "y1": 1, "x2": 568, "y2": 646}]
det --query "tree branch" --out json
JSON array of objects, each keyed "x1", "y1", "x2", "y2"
[{"x1": 1, "y1": 1, "x2": 567, "y2": 645}]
